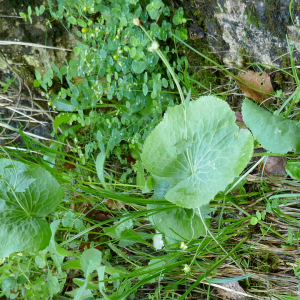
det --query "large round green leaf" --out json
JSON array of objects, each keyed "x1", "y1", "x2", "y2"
[
  {"x1": 0, "y1": 159, "x2": 64, "y2": 258},
  {"x1": 242, "y1": 98, "x2": 300, "y2": 154},
  {"x1": 148, "y1": 204, "x2": 209, "y2": 240},
  {"x1": 141, "y1": 96, "x2": 253, "y2": 208}
]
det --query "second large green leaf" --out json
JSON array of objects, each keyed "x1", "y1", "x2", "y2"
[
  {"x1": 242, "y1": 98, "x2": 300, "y2": 154},
  {"x1": 0, "y1": 159, "x2": 64, "y2": 258},
  {"x1": 141, "y1": 96, "x2": 253, "y2": 208},
  {"x1": 147, "y1": 176, "x2": 209, "y2": 240}
]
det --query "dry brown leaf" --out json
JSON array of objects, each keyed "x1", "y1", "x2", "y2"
[
  {"x1": 215, "y1": 281, "x2": 248, "y2": 299},
  {"x1": 234, "y1": 71, "x2": 274, "y2": 104},
  {"x1": 258, "y1": 156, "x2": 287, "y2": 176}
]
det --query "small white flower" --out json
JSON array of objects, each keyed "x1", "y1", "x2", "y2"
[
  {"x1": 133, "y1": 18, "x2": 141, "y2": 26},
  {"x1": 153, "y1": 234, "x2": 164, "y2": 250},
  {"x1": 180, "y1": 242, "x2": 188, "y2": 250},
  {"x1": 183, "y1": 264, "x2": 191, "y2": 274},
  {"x1": 148, "y1": 41, "x2": 160, "y2": 52},
  {"x1": 17, "y1": 253, "x2": 23, "y2": 256}
]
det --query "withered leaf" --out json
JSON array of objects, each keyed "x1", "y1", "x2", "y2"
[
  {"x1": 234, "y1": 71, "x2": 274, "y2": 104},
  {"x1": 258, "y1": 156, "x2": 287, "y2": 176}
]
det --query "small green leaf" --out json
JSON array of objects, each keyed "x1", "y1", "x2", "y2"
[
  {"x1": 47, "y1": 270, "x2": 60, "y2": 297},
  {"x1": 34, "y1": 80, "x2": 40, "y2": 87},
  {"x1": 250, "y1": 216, "x2": 258, "y2": 225},
  {"x1": 53, "y1": 113, "x2": 77, "y2": 133},
  {"x1": 119, "y1": 16, "x2": 127, "y2": 26},
  {"x1": 129, "y1": 47, "x2": 137, "y2": 58},
  {"x1": 256, "y1": 211, "x2": 261, "y2": 221},
  {"x1": 52, "y1": 98, "x2": 76, "y2": 112},
  {"x1": 19, "y1": 12, "x2": 27, "y2": 22},
  {"x1": 130, "y1": 36, "x2": 138, "y2": 47},
  {"x1": 146, "y1": 0, "x2": 164, "y2": 19},
  {"x1": 96, "y1": 151, "x2": 109, "y2": 190},
  {"x1": 73, "y1": 47, "x2": 80, "y2": 55},
  {"x1": 28, "y1": 6, "x2": 32, "y2": 16},
  {"x1": 142, "y1": 83, "x2": 148, "y2": 96},
  {"x1": 39, "y1": 5, "x2": 45, "y2": 15},
  {"x1": 172, "y1": 7, "x2": 187, "y2": 25},
  {"x1": 60, "y1": 65, "x2": 67, "y2": 75},
  {"x1": 35, "y1": 70, "x2": 41, "y2": 81},
  {"x1": 62, "y1": 259, "x2": 81, "y2": 270},
  {"x1": 162, "y1": 78, "x2": 168, "y2": 88},
  {"x1": 80, "y1": 248, "x2": 102, "y2": 278},
  {"x1": 77, "y1": 19, "x2": 87, "y2": 27},
  {"x1": 68, "y1": 16, "x2": 77, "y2": 25},
  {"x1": 131, "y1": 60, "x2": 146, "y2": 74},
  {"x1": 100, "y1": 49, "x2": 107, "y2": 59}
]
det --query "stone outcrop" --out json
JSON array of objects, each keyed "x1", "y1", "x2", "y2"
[
  {"x1": 188, "y1": 0, "x2": 300, "y2": 67},
  {"x1": 0, "y1": 0, "x2": 75, "y2": 87}
]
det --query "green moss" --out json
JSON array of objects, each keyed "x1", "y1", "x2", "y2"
[
  {"x1": 272, "y1": 50, "x2": 296, "y2": 91},
  {"x1": 237, "y1": 47, "x2": 253, "y2": 66},
  {"x1": 262, "y1": 0, "x2": 291, "y2": 39},
  {"x1": 244, "y1": 4, "x2": 260, "y2": 30}
]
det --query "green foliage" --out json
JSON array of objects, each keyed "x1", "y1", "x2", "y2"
[
  {"x1": 148, "y1": 175, "x2": 210, "y2": 240},
  {"x1": 10, "y1": 1, "x2": 300, "y2": 299},
  {"x1": 0, "y1": 76, "x2": 17, "y2": 92},
  {"x1": 38, "y1": 0, "x2": 188, "y2": 170},
  {"x1": 242, "y1": 98, "x2": 300, "y2": 154},
  {"x1": 0, "y1": 220, "x2": 68, "y2": 299},
  {"x1": 67, "y1": 248, "x2": 105, "y2": 299},
  {"x1": 0, "y1": 159, "x2": 64, "y2": 258},
  {"x1": 148, "y1": 203, "x2": 208, "y2": 240},
  {"x1": 142, "y1": 96, "x2": 253, "y2": 209},
  {"x1": 285, "y1": 160, "x2": 300, "y2": 180}
]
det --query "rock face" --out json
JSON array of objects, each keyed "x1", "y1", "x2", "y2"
[
  {"x1": 0, "y1": 0, "x2": 75, "y2": 86},
  {"x1": 1, "y1": 0, "x2": 298, "y2": 84},
  {"x1": 190, "y1": 0, "x2": 300, "y2": 67},
  {"x1": 0, "y1": 0, "x2": 77, "y2": 144}
]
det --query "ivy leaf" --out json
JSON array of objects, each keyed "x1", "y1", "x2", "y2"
[
  {"x1": 141, "y1": 96, "x2": 253, "y2": 209},
  {"x1": 242, "y1": 98, "x2": 300, "y2": 154},
  {"x1": 0, "y1": 159, "x2": 64, "y2": 258}
]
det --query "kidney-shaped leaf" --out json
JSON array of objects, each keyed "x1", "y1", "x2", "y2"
[
  {"x1": 148, "y1": 204, "x2": 209, "y2": 240},
  {"x1": 141, "y1": 96, "x2": 253, "y2": 208},
  {"x1": 242, "y1": 98, "x2": 300, "y2": 154},
  {"x1": 0, "y1": 159, "x2": 64, "y2": 258}
]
